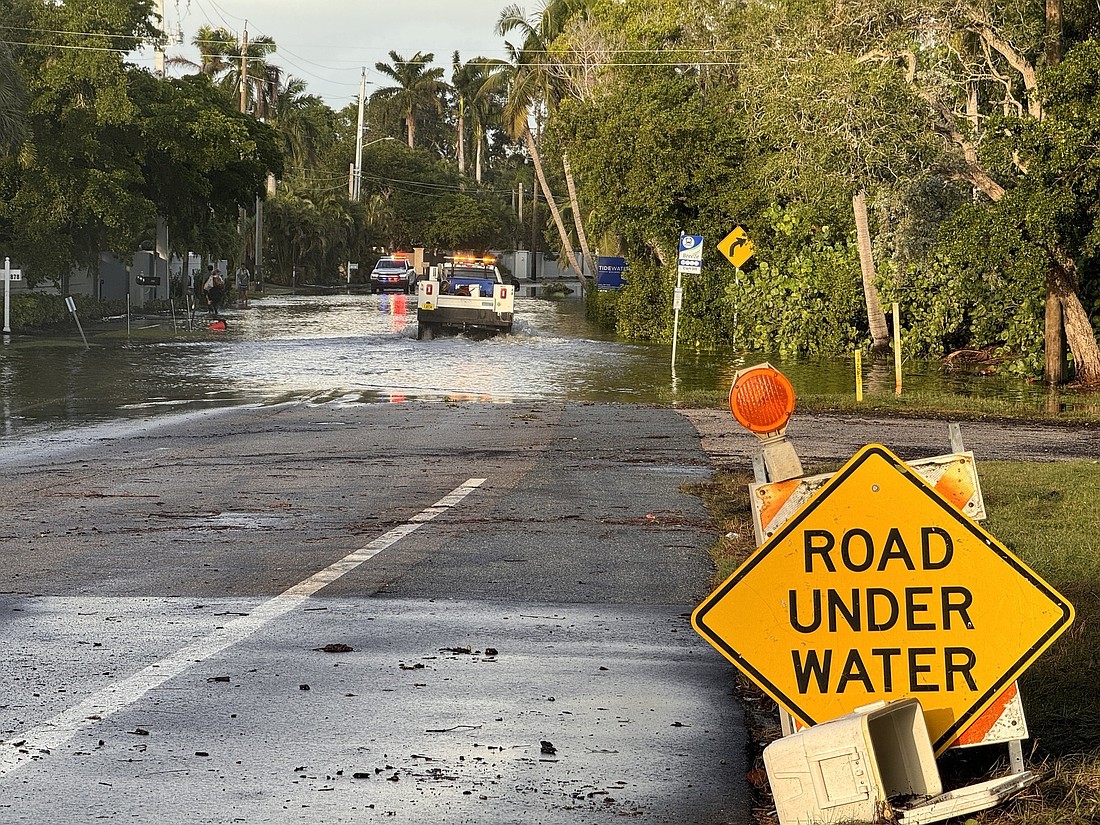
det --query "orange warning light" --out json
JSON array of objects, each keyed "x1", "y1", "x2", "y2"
[{"x1": 728, "y1": 363, "x2": 796, "y2": 435}]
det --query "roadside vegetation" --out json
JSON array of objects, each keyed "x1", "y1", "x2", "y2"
[{"x1": 688, "y1": 447, "x2": 1100, "y2": 825}]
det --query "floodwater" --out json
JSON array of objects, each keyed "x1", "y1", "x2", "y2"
[{"x1": 0, "y1": 292, "x2": 1090, "y2": 439}]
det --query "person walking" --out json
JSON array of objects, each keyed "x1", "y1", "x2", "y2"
[
  {"x1": 235, "y1": 262, "x2": 251, "y2": 309},
  {"x1": 189, "y1": 267, "x2": 204, "y2": 322},
  {"x1": 203, "y1": 265, "x2": 225, "y2": 318}
]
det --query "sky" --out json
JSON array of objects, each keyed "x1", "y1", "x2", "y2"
[{"x1": 132, "y1": 0, "x2": 518, "y2": 109}]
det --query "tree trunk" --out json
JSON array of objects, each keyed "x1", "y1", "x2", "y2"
[
  {"x1": 523, "y1": 126, "x2": 583, "y2": 278},
  {"x1": 456, "y1": 110, "x2": 465, "y2": 175},
  {"x1": 1047, "y1": 0, "x2": 1063, "y2": 66},
  {"x1": 406, "y1": 113, "x2": 415, "y2": 148},
  {"x1": 1042, "y1": 0, "x2": 1071, "y2": 383},
  {"x1": 1044, "y1": 283, "x2": 1068, "y2": 384},
  {"x1": 562, "y1": 152, "x2": 593, "y2": 283},
  {"x1": 531, "y1": 177, "x2": 539, "y2": 278},
  {"x1": 853, "y1": 190, "x2": 891, "y2": 352},
  {"x1": 567, "y1": 154, "x2": 594, "y2": 286},
  {"x1": 1061, "y1": 296, "x2": 1100, "y2": 385},
  {"x1": 1050, "y1": 257, "x2": 1100, "y2": 385},
  {"x1": 648, "y1": 240, "x2": 668, "y2": 266}
]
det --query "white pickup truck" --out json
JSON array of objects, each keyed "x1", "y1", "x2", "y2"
[{"x1": 416, "y1": 261, "x2": 515, "y2": 339}]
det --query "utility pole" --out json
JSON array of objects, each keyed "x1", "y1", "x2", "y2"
[
  {"x1": 255, "y1": 191, "x2": 264, "y2": 292},
  {"x1": 516, "y1": 182, "x2": 524, "y2": 256},
  {"x1": 256, "y1": 174, "x2": 273, "y2": 292},
  {"x1": 530, "y1": 181, "x2": 539, "y2": 280},
  {"x1": 154, "y1": 0, "x2": 168, "y2": 299},
  {"x1": 353, "y1": 68, "x2": 366, "y2": 202},
  {"x1": 240, "y1": 22, "x2": 249, "y2": 114}
]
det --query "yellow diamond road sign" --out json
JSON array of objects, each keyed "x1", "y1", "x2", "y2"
[
  {"x1": 692, "y1": 444, "x2": 1074, "y2": 754},
  {"x1": 717, "y1": 226, "x2": 754, "y2": 269}
]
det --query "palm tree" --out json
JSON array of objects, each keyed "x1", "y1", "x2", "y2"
[
  {"x1": 170, "y1": 25, "x2": 235, "y2": 76},
  {"x1": 490, "y1": 2, "x2": 593, "y2": 280},
  {"x1": 451, "y1": 51, "x2": 507, "y2": 180},
  {"x1": 371, "y1": 51, "x2": 447, "y2": 149},
  {"x1": 451, "y1": 52, "x2": 480, "y2": 176},
  {"x1": 451, "y1": 56, "x2": 505, "y2": 185},
  {"x1": 171, "y1": 26, "x2": 278, "y2": 116},
  {"x1": 0, "y1": 43, "x2": 27, "y2": 154},
  {"x1": 269, "y1": 76, "x2": 330, "y2": 172}
]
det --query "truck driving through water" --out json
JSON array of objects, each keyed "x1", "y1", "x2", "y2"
[{"x1": 416, "y1": 256, "x2": 515, "y2": 340}]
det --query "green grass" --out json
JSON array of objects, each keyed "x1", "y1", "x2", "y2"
[
  {"x1": 675, "y1": 386, "x2": 1100, "y2": 423},
  {"x1": 688, "y1": 459, "x2": 1100, "y2": 825},
  {"x1": 979, "y1": 462, "x2": 1100, "y2": 776}
]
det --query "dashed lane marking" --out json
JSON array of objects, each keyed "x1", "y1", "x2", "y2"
[{"x1": 0, "y1": 478, "x2": 487, "y2": 777}]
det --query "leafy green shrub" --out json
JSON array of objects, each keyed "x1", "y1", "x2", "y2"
[
  {"x1": 9, "y1": 295, "x2": 129, "y2": 330},
  {"x1": 586, "y1": 285, "x2": 620, "y2": 330},
  {"x1": 730, "y1": 205, "x2": 863, "y2": 356}
]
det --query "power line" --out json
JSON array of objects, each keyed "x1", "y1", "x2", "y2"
[
  {"x1": 0, "y1": 39, "x2": 134, "y2": 55},
  {"x1": 192, "y1": 0, "x2": 238, "y2": 34},
  {"x1": 366, "y1": 173, "x2": 514, "y2": 196},
  {"x1": 274, "y1": 46, "x2": 366, "y2": 75},
  {"x1": 359, "y1": 174, "x2": 507, "y2": 202},
  {"x1": 0, "y1": 25, "x2": 145, "y2": 42}
]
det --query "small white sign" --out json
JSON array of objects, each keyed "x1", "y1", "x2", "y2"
[
  {"x1": 673, "y1": 286, "x2": 683, "y2": 310},
  {"x1": 65, "y1": 296, "x2": 76, "y2": 313},
  {"x1": 4, "y1": 268, "x2": 21, "y2": 281}
]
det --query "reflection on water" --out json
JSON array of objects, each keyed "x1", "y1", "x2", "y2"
[{"x1": 0, "y1": 293, "x2": 1093, "y2": 439}]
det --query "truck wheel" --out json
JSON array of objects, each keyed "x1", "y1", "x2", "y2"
[{"x1": 417, "y1": 324, "x2": 434, "y2": 341}]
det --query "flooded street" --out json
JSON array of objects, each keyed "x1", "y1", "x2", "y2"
[
  {"x1": 1, "y1": 294, "x2": 687, "y2": 435},
  {"x1": 0, "y1": 292, "x2": 1086, "y2": 442}
]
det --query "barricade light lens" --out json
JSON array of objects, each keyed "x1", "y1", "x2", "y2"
[{"x1": 728, "y1": 364, "x2": 796, "y2": 435}]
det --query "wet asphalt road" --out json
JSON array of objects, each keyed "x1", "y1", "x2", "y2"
[
  {"x1": 0, "y1": 401, "x2": 751, "y2": 824},
  {"x1": 684, "y1": 409, "x2": 1100, "y2": 468}
]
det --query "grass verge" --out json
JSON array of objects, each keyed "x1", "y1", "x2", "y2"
[
  {"x1": 687, "y1": 459, "x2": 1100, "y2": 825},
  {"x1": 671, "y1": 388, "x2": 1100, "y2": 424}
]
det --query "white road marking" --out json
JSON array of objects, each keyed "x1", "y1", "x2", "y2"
[{"x1": 0, "y1": 478, "x2": 487, "y2": 777}]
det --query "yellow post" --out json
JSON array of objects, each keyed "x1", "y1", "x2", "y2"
[
  {"x1": 855, "y1": 350, "x2": 863, "y2": 402},
  {"x1": 893, "y1": 302, "x2": 902, "y2": 396}
]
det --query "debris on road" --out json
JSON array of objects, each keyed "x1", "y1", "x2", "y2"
[{"x1": 314, "y1": 643, "x2": 353, "y2": 653}]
